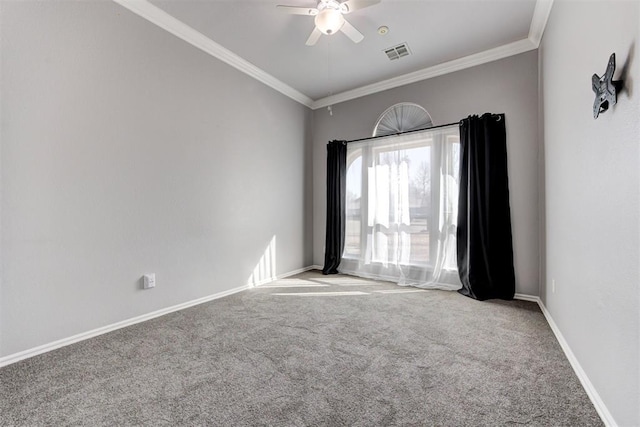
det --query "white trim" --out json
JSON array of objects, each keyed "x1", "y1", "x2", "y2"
[
  {"x1": 533, "y1": 297, "x2": 617, "y2": 427},
  {"x1": 113, "y1": 0, "x2": 549, "y2": 110},
  {"x1": 514, "y1": 292, "x2": 539, "y2": 302},
  {"x1": 112, "y1": 0, "x2": 314, "y2": 108},
  {"x1": 528, "y1": 0, "x2": 554, "y2": 47},
  {"x1": 0, "y1": 266, "x2": 618, "y2": 426},
  {"x1": 0, "y1": 265, "x2": 317, "y2": 368},
  {"x1": 311, "y1": 38, "x2": 537, "y2": 109}
]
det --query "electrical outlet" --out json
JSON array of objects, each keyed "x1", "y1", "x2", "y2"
[
  {"x1": 552, "y1": 279, "x2": 556, "y2": 293},
  {"x1": 143, "y1": 274, "x2": 156, "y2": 289}
]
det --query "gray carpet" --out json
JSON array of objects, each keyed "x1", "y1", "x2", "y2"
[{"x1": 0, "y1": 270, "x2": 602, "y2": 426}]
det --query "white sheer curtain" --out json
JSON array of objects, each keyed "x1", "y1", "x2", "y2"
[{"x1": 340, "y1": 125, "x2": 462, "y2": 290}]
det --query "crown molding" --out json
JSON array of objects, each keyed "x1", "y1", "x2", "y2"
[
  {"x1": 528, "y1": 0, "x2": 554, "y2": 47},
  {"x1": 113, "y1": 0, "x2": 314, "y2": 108},
  {"x1": 311, "y1": 38, "x2": 537, "y2": 109},
  {"x1": 114, "y1": 0, "x2": 551, "y2": 111}
]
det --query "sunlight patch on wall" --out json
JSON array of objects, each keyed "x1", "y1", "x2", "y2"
[{"x1": 247, "y1": 236, "x2": 277, "y2": 287}]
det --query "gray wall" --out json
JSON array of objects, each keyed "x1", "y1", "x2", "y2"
[
  {"x1": 312, "y1": 51, "x2": 540, "y2": 296},
  {"x1": 0, "y1": 1, "x2": 312, "y2": 357},
  {"x1": 540, "y1": 1, "x2": 639, "y2": 425}
]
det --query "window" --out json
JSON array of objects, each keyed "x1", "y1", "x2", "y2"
[
  {"x1": 341, "y1": 124, "x2": 461, "y2": 288},
  {"x1": 372, "y1": 103, "x2": 433, "y2": 137},
  {"x1": 345, "y1": 150, "x2": 362, "y2": 256}
]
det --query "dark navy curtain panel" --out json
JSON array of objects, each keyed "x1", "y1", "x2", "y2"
[
  {"x1": 323, "y1": 140, "x2": 347, "y2": 275},
  {"x1": 456, "y1": 114, "x2": 516, "y2": 300}
]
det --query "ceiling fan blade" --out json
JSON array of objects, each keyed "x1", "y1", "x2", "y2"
[
  {"x1": 340, "y1": 19, "x2": 364, "y2": 43},
  {"x1": 305, "y1": 27, "x2": 323, "y2": 46},
  {"x1": 276, "y1": 5, "x2": 318, "y2": 15},
  {"x1": 340, "y1": 0, "x2": 380, "y2": 14}
]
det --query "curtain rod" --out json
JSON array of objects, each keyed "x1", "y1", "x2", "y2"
[
  {"x1": 340, "y1": 113, "x2": 503, "y2": 144},
  {"x1": 344, "y1": 121, "x2": 460, "y2": 144}
]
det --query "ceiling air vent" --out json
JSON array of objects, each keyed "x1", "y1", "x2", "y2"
[{"x1": 384, "y1": 43, "x2": 411, "y2": 61}]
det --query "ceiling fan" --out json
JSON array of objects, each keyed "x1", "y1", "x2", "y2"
[{"x1": 276, "y1": 0, "x2": 381, "y2": 46}]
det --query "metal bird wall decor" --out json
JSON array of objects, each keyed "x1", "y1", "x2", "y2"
[{"x1": 592, "y1": 53, "x2": 623, "y2": 119}]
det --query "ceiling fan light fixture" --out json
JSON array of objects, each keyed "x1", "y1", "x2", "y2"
[{"x1": 315, "y1": 8, "x2": 345, "y2": 35}]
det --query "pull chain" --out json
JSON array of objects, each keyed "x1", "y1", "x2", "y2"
[{"x1": 327, "y1": 38, "x2": 333, "y2": 116}]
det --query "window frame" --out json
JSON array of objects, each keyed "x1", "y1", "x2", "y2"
[{"x1": 342, "y1": 132, "x2": 460, "y2": 270}]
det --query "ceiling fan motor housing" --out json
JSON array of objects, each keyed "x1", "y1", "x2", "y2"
[
  {"x1": 276, "y1": 0, "x2": 379, "y2": 45},
  {"x1": 315, "y1": 1, "x2": 345, "y2": 35}
]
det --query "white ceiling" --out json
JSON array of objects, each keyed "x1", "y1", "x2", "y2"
[{"x1": 119, "y1": 0, "x2": 552, "y2": 108}]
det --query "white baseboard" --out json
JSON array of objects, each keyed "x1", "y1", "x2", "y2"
[
  {"x1": 0, "y1": 265, "x2": 317, "y2": 368},
  {"x1": 514, "y1": 292, "x2": 539, "y2": 302},
  {"x1": 531, "y1": 297, "x2": 617, "y2": 427},
  {"x1": 0, "y1": 268, "x2": 617, "y2": 427}
]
